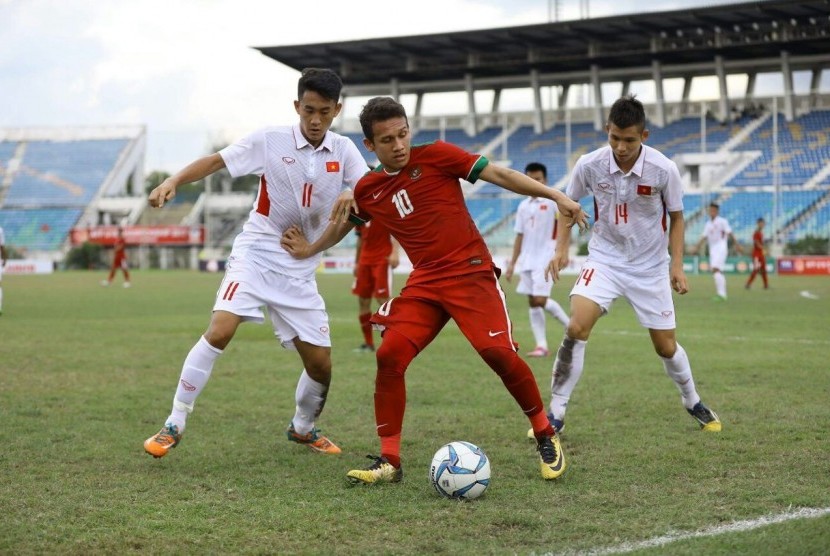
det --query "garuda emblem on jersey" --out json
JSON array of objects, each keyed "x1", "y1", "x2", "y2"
[{"x1": 409, "y1": 165, "x2": 422, "y2": 180}]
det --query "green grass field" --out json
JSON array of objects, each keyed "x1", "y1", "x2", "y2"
[{"x1": 1, "y1": 270, "x2": 829, "y2": 554}]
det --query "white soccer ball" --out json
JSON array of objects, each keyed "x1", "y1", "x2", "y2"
[{"x1": 429, "y1": 441, "x2": 491, "y2": 500}]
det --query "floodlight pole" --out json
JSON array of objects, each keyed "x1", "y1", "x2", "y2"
[{"x1": 772, "y1": 96, "x2": 781, "y2": 256}]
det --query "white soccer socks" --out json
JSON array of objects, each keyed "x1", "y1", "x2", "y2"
[
  {"x1": 167, "y1": 336, "x2": 223, "y2": 431},
  {"x1": 550, "y1": 336, "x2": 586, "y2": 419},
  {"x1": 292, "y1": 370, "x2": 329, "y2": 435},
  {"x1": 661, "y1": 343, "x2": 701, "y2": 409}
]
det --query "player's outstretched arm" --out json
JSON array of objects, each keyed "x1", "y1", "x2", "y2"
[
  {"x1": 281, "y1": 220, "x2": 356, "y2": 259},
  {"x1": 149, "y1": 153, "x2": 226, "y2": 208},
  {"x1": 478, "y1": 164, "x2": 589, "y2": 232},
  {"x1": 546, "y1": 215, "x2": 573, "y2": 283},
  {"x1": 329, "y1": 189, "x2": 357, "y2": 224},
  {"x1": 668, "y1": 210, "x2": 689, "y2": 294}
]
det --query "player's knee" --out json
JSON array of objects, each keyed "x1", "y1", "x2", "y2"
[
  {"x1": 565, "y1": 321, "x2": 591, "y2": 341},
  {"x1": 653, "y1": 340, "x2": 677, "y2": 359},
  {"x1": 480, "y1": 346, "x2": 520, "y2": 377},
  {"x1": 376, "y1": 330, "x2": 417, "y2": 378},
  {"x1": 203, "y1": 328, "x2": 234, "y2": 350}
]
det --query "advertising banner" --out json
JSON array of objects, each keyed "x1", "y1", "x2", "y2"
[
  {"x1": 71, "y1": 225, "x2": 205, "y2": 246},
  {"x1": 777, "y1": 256, "x2": 830, "y2": 275}
]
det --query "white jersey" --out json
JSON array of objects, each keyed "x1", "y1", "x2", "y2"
[
  {"x1": 702, "y1": 216, "x2": 732, "y2": 251},
  {"x1": 513, "y1": 196, "x2": 559, "y2": 272},
  {"x1": 220, "y1": 125, "x2": 366, "y2": 280},
  {"x1": 567, "y1": 144, "x2": 684, "y2": 274}
]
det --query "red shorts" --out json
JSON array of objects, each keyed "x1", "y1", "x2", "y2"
[
  {"x1": 370, "y1": 268, "x2": 518, "y2": 353},
  {"x1": 352, "y1": 262, "x2": 392, "y2": 299},
  {"x1": 113, "y1": 254, "x2": 128, "y2": 269}
]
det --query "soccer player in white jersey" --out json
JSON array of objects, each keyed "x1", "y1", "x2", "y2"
[
  {"x1": 0, "y1": 225, "x2": 6, "y2": 315},
  {"x1": 143, "y1": 68, "x2": 367, "y2": 458},
  {"x1": 693, "y1": 202, "x2": 743, "y2": 301},
  {"x1": 541, "y1": 95, "x2": 721, "y2": 436},
  {"x1": 504, "y1": 162, "x2": 569, "y2": 357}
]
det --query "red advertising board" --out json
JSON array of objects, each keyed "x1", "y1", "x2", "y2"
[
  {"x1": 70, "y1": 225, "x2": 205, "y2": 246},
  {"x1": 776, "y1": 256, "x2": 830, "y2": 275}
]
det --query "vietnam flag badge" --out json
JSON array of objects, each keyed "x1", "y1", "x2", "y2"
[
  {"x1": 637, "y1": 184, "x2": 652, "y2": 196},
  {"x1": 326, "y1": 161, "x2": 340, "y2": 173}
]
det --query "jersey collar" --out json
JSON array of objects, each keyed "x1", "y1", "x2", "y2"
[
  {"x1": 608, "y1": 145, "x2": 646, "y2": 177},
  {"x1": 292, "y1": 124, "x2": 334, "y2": 152}
]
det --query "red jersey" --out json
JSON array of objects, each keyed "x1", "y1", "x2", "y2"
[
  {"x1": 355, "y1": 220, "x2": 393, "y2": 266},
  {"x1": 752, "y1": 229, "x2": 764, "y2": 255},
  {"x1": 352, "y1": 141, "x2": 490, "y2": 285},
  {"x1": 113, "y1": 236, "x2": 127, "y2": 263}
]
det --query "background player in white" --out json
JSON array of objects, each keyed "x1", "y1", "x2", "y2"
[
  {"x1": 143, "y1": 68, "x2": 366, "y2": 458},
  {"x1": 0, "y1": 225, "x2": 6, "y2": 315},
  {"x1": 693, "y1": 202, "x2": 743, "y2": 301},
  {"x1": 504, "y1": 162, "x2": 569, "y2": 357},
  {"x1": 542, "y1": 95, "x2": 721, "y2": 435}
]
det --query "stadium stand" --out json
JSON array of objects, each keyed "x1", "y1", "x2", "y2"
[{"x1": 0, "y1": 127, "x2": 145, "y2": 255}]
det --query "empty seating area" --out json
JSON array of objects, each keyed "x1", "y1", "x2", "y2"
[
  {"x1": 727, "y1": 110, "x2": 830, "y2": 188},
  {"x1": 0, "y1": 136, "x2": 133, "y2": 252},
  {"x1": 3, "y1": 139, "x2": 129, "y2": 207},
  {"x1": 0, "y1": 208, "x2": 83, "y2": 251},
  {"x1": 648, "y1": 115, "x2": 752, "y2": 157}
]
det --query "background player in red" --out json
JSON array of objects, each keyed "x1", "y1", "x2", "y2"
[
  {"x1": 282, "y1": 96, "x2": 589, "y2": 485},
  {"x1": 101, "y1": 227, "x2": 131, "y2": 288},
  {"x1": 745, "y1": 217, "x2": 769, "y2": 289},
  {"x1": 352, "y1": 219, "x2": 399, "y2": 352}
]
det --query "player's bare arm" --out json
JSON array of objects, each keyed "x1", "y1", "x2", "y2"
[
  {"x1": 281, "y1": 220, "x2": 355, "y2": 259},
  {"x1": 668, "y1": 210, "x2": 689, "y2": 294},
  {"x1": 329, "y1": 189, "x2": 357, "y2": 224},
  {"x1": 504, "y1": 233, "x2": 523, "y2": 282},
  {"x1": 546, "y1": 214, "x2": 573, "y2": 283},
  {"x1": 149, "y1": 153, "x2": 226, "y2": 208},
  {"x1": 479, "y1": 164, "x2": 589, "y2": 231}
]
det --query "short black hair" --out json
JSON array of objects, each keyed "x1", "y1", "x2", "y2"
[
  {"x1": 608, "y1": 94, "x2": 646, "y2": 130},
  {"x1": 524, "y1": 162, "x2": 547, "y2": 180},
  {"x1": 298, "y1": 68, "x2": 343, "y2": 102},
  {"x1": 757, "y1": 217, "x2": 765, "y2": 223},
  {"x1": 359, "y1": 97, "x2": 408, "y2": 141},
  {"x1": 709, "y1": 202, "x2": 720, "y2": 209}
]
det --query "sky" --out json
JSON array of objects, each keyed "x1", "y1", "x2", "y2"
[{"x1": 0, "y1": 0, "x2": 807, "y2": 173}]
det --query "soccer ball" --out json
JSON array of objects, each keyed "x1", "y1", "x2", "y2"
[{"x1": 429, "y1": 441, "x2": 491, "y2": 500}]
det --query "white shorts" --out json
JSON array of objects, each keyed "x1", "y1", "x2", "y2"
[
  {"x1": 213, "y1": 256, "x2": 330, "y2": 349},
  {"x1": 516, "y1": 268, "x2": 553, "y2": 297},
  {"x1": 570, "y1": 261, "x2": 677, "y2": 330},
  {"x1": 708, "y1": 244, "x2": 727, "y2": 272}
]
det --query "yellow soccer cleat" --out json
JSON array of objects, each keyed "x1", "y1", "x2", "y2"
[
  {"x1": 687, "y1": 402, "x2": 722, "y2": 432},
  {"x1": 144, "y1": 423, "x2": 182, "y2": 458},
  {"x1": 537, "y1": 435, "x2": 566, "y2": 480},
  {"x1": 346, "y1": 455, "x2": 403, "y2": 485},
  {"x1": 527, "y1": 413, "x2": 565, "y2": 439}
]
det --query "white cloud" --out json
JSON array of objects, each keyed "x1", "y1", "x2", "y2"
[{"x1": 0, "y1": 0, "x2": 783, "y2": 171}]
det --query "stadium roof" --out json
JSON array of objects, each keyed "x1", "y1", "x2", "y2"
[{"x1": 256, "y1": 0, "x2": 830, "y2": 95}]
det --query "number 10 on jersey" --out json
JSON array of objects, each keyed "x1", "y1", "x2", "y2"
[{"x1": 392, "y1": 189, "x2": 414, "y2": 218}]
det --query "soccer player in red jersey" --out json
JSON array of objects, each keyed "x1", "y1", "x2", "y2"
[
  {"x1": 101, "y1": 227, "x2": 131, "y2": 288},
  {"x1": 352, "y1": 218, "x2": 399, "y2": 352},
  {"x1": 745, "y1": 217, "x2": 769, "y2": 289},
  {"x1": 282, "y1": 96, "x2": 589, "y2": 484}
]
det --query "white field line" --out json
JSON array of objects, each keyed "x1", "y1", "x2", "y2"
[
  {"x1": 556, "y1": 507, "x2": 830, "y2": 556},
  {"x1": 329, "y1": 317, "x2": 830, "y2": 345},
  {"x1": 599, "y1": 328, "x2": 830, "y2": 346}
]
